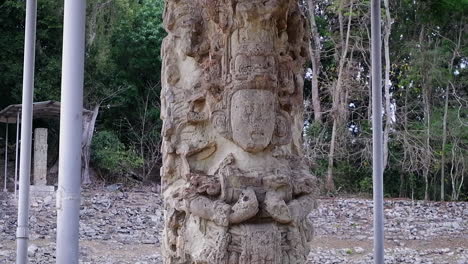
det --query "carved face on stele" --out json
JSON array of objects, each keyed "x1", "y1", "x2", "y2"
[{"x1": 230, "y1": 89, "x2": 276, "y2": 153}]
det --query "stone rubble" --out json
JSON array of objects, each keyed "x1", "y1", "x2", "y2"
[
  {"x1": 1, "y1": 191, "x2": 467, "y2": 263},
  {"x1": 310, "y1": 198, "x2": 467, "y2": 240}
]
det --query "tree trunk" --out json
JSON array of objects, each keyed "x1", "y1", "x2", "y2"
[
  {"x1": 325, "y1": 0, "x2": 353, "y2": 193},
  {"x1": 422, "y1": 84, "x2": 431, "y2": 201},
  {"x1": 441, "y1": 84, "x2": 449, "y2": 201},
  {"x1": 307, "y1": 0, "x2": 322, "y2": 122},
  {"x1": 441, "y1": 30, "x2": 460, "y2": 201},
  {"x1": 141, "y1": 93, "x2": 148, "y2": 180},
  {"x1": 326, "y1": 118, "x2": 337, "y2": 192},
  {"x1": 450, "y1": 142, "x2": 457, "y2": 200},
  {"x1": 81, "y1": 104, "x2": 100, "y2": 185},
  {"x1": 453, "y1": 148, "x2": 465, "y2": 201},
  {"x1": 383, "y1": 0, "x2": 392, "y2": 169},
  {"x1": 418, "y1": 26, "x2": 431, "y2": 201},
  {"x1": 400, "y1": 81, "x2": 409, "y2": 198}
]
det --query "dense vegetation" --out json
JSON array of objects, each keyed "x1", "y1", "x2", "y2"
[
  {"x1": 1, "y1": 0, "x2": 165, "y2": 182},
  {"x1": 0, "y1": 0, "x2": 466, "y2": 200},
  {"x1": 303, "y1": 0, "x2": 467, "y2": 201}
]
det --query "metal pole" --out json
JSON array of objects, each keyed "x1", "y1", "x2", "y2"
[
  {"x1": 371, "y1": 0, "x2": 384, "y2": 263},
  {"x1": 3, "y1": 123, "x2": 9, "y2": 192},
  {"x1": 56, "y1": 0, "x2": 86, "y2": 263},
  {"x1": 16, "y1": 0, "x2": 37, "y2": 263},
  {"x1": 15, "y1": 112, "x2": 21, "y2": 202}
]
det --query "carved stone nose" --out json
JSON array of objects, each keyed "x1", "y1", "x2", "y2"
[{"x1": 252, "y1": 122, "x2": 261, "y2": 130}]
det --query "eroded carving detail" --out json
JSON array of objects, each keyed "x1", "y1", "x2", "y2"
[{"x1": 161, "y1": 0, "x2": 317, "y2": 263}]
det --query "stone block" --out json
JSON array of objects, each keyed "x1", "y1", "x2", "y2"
[
  {"x1": 33, "y1": 128, "x2": 48, "y2": 186},
  {"x1": 30, "y1": 185, "x2": 55, "y2": 197}
]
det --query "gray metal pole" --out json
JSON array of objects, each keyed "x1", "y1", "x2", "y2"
[
  {"x1": 16, "y1": 0, "x2": 37, "y2": 263},
  {"x1": 371, "y1": 0, "x2": 384, "y2": 263},
  {"x1": 3, "y1": 123, "x2": 9, "y2": 192},
  {"x1": 15, "y1": 112, "x2": 20, "y2": 202},
  {"x1": 56, "y1": 0, "x2": 86, "y2": 263}
]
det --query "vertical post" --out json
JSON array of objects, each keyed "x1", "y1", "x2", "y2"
[
  {"x1": 56, "y1": 0, "x2": 86, "y2": 263},
  {"x1": 3, "y1": 123, "x2": 9, "y2": 192},
  {"x1": 16, "y1": 0, "x2": 37, "y2": 263},
  {"x1": 15, "y1": 112, "x2": 21, "y2": 201},
  {"x1": 371, "y1": 0, "x2": 384, "y2": 263}
]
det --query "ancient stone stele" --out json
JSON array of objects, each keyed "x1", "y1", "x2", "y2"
[
  {"x1": 160, "y1": 0, "x2": 317, "y2": 263},
  {"x1": 33, "y1": 128, "x2": 48, "y2": 186}
]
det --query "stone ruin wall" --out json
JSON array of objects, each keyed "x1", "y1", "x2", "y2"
[{"x1": 160, "y1": 0, "x2": 318, "y2": 263}]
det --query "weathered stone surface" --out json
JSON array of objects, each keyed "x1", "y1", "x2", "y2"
[
  {"x1": 160, "y1": 0, "x2": 317, "y2": 263},
  {"x1": 33, "y1": 128, "x2": 48, "y2": 186}
]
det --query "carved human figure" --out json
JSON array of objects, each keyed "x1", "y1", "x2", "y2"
[{"x1": 160, "y1": 0, "x2": 317, "y2": 263}]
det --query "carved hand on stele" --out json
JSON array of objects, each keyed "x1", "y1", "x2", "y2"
[
  {"x1": 264, "y1": 190, "x2": 292, "y2": 224},
  {"x1": 229, "y1": 188, "x2": 259, "y2": 224},
  {"x1": 188, "y1": 188, "x2": 259, "y2": 227}
]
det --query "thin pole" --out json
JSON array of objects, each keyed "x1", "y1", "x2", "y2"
[
  {"x1": 16, "y1": 0, "x2": 37, "y2": 263},
  {"x1": 3, "y1": 123, "x2": 9, "y2": 192},
  {"x1": 371, "y1": 0, "x2": 384, "y2": 263},
  {"x1": 15, "y1": 112, "x2": 21, "y2": 202},
  {"x1": 56, "y1": 0, "x2": 86, "y2": 263}
]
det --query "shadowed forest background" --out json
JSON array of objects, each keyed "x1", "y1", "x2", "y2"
[{"x1": 0, "y1": 0, "x2": 466, "y2": 201}]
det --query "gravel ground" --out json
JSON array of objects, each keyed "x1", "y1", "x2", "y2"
[{"x1": 1, "y1": 189, "x2": 467, "y2": 263}]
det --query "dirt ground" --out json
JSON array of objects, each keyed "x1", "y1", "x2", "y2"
[{"x1": 1, "y1": 190, "x2": 467, "y2": 263}]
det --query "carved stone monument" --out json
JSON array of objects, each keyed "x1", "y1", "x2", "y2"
[
  {"x1": 33, "y1": 128, "x2": 48, "y2": 186},
  {"x1": 30, "y1": 128, "x2": 54, "y2": 196},
  {"x1": 160, "y1": 0, "x2": 317, "y2": 263}
]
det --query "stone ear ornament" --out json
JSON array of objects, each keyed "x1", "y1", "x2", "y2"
[
  {"x1": 211, "y1": 110, "x2": 231, "y2": 139},
  {"x1": 272, "y1": 109, "x2": 292, "y2": 146}
]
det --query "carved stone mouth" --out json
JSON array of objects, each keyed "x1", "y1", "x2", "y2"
[
  {"x1": 250, "y1": 132, "x2": 265, "y2": 141},
  {"x1": 250, "y1": 132, "x2": 265, "y2": 142}
]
